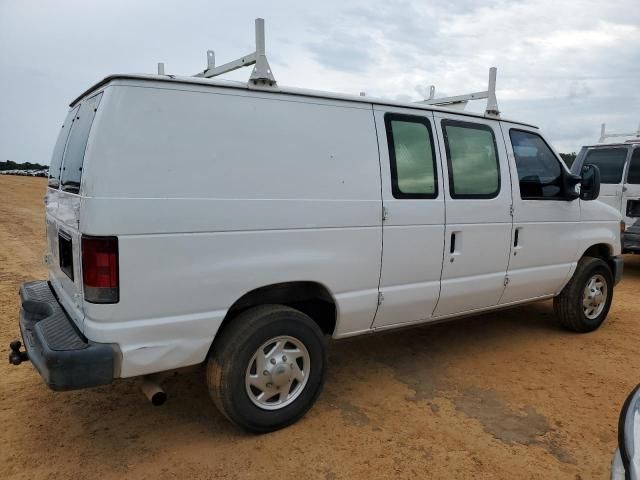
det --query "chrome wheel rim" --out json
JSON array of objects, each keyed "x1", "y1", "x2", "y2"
[
  {"x1": 583, "y1": 273, "x2": 608, "y2": 320},
  {"x1": 245, "y1": 336, "x2": 310, "y2": 410}
]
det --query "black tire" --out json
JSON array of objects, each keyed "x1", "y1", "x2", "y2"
[
  {"x1": 207, "y1": 304, "x2": 327, "y2": 433},
  {"x1": 554, "y1": 256, "x2": 614, "y2": 333}
]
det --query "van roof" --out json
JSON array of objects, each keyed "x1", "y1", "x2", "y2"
[
  {"x1": 71, "y1": 74, "x2": 539, "y2": 129},
  {"x1": 582, "y1": 141, "x2": 640, "y2": 149}
]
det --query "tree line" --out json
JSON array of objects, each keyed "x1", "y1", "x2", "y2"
[{"x1": 1, "y1": 160, "x2": 48, "y2": 171}]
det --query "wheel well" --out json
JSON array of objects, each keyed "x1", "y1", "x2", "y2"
[
  {"x1": 582, "y1": 243, "x2": 616, "y2": 273},
  {"x1": 583, "y1": 243, "x2": 613, "y2": 260},
  {"x1": 220, "y1": 282, "x2": 337, "y2": 337}
]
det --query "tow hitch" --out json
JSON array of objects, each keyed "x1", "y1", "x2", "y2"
[{"x1": 8, "y1": 340, "x2": 29, "y2": 365}]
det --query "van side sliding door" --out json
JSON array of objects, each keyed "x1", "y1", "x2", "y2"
[
  {"x1": 432, "y1": 113, "x2": 513, "y2": 317},
  {"x1": 371, "y1": 108, "x2": 446, "y2": 329}
]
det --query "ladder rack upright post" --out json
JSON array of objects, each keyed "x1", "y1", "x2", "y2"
[{"x1": 192, "y1": 18, "x2": 276, "y2": 86}]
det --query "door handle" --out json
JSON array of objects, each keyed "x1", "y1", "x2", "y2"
[
  {"x1": 513, "y1": 227, "x2": 522, "y2": 255},
  {"x1": 449, "y1": 231, "x2": 462, "y2": 261}
]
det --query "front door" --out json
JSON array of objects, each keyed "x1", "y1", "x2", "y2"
[
  {"x1": 499, "y1": 124, "x2": 581, "y2": 304},
  {"x1": 432, "y1": 113, "x2": 513, "y2": 317},
  {"x1": 581, "y1": 146, "x2": 630, "y2": 212}
]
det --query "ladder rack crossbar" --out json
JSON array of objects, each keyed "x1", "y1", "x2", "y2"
[
  {"x1": 423, "y1": 90, "x2": 489, "y2": 105},
  {"x1": 599, "y1": 122, "x2": 640, "y2": 143},
  {"x1": 419, "y1": 67, "x2": 500, "y2": 117},
  {"x1": 195, "y1": 52, "x2": 258, "y2": 79}
]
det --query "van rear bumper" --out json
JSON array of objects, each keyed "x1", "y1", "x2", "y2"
[{"x1": 14, "y1": 281, "x2": 117, "y2": 391}]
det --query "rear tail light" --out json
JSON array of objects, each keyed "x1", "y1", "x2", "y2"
[{"x1": 82, "y1": 235, "x2": 119, "y2": 304}]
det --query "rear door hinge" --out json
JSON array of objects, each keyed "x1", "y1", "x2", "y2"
[
  {"x1": 382, "y1": 206, "x2": 388, "y2": 222},
  {"x1": 377, "y1": 291, "x2": 384, "y2": 306},
  {"x1": 504, "y1": 276, "x2": 510, "y2": 287},
  {"x1": 509, "y1": 204, "x2": 514, "y2": 217}
]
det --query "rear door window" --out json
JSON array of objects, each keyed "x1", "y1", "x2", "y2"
[
  {"x1": 583, "y1": 148, "x2": 628, "y2": 184},
  {"x1": 48, "y1": 106, "x2": 80, "y2": 189},
  {"x1": 385, "y1": 114, "x2": 438, "y2": 198},
  {"x1": 442, "y1": 120, "x2": 500, "y2": 198},
  {"x1": 60, "y1": 92, "x2": 103, "y2": 193}
]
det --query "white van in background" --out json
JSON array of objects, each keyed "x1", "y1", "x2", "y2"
[
  {"x1": 572, "y1": 123, "x2": 640, "y2": 253},
  {"x1": 9, "y1": 20, "x2": 624, "y2": 432}
]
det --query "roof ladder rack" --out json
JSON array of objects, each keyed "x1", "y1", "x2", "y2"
[
  {"x1": 419, "y1": 67, "x2": 500, "y2": 117},
  {"x1": 192, "y1": 18, "x2": 276, "y2": 86},
  {"x1": 598, "y1": 122, "x2": 640, "y2": 143}
]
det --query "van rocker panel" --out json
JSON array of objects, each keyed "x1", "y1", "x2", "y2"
[{"x1": 17, "y1": 281, "x2": 116, "y2": 391}]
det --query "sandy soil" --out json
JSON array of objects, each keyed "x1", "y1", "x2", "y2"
[{"x1": 1, "y1": 175, "x2": 640, "y2": 479}]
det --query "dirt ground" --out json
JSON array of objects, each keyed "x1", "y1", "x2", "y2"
[{"x1": 1, "y1": 175, "x2": 640, "y2": 479}]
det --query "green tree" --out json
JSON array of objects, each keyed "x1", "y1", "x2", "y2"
[{"x1": 559, "y1": 152, "x2": 577, "y2": 168}]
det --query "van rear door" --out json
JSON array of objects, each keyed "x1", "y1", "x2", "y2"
[{"x1": 45, "y1": 92, "x2": 103, "y2": 330}]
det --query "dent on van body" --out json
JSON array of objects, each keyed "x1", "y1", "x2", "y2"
[{"x1": 82, "y1": 308, "x2": 225, "y2": 377}]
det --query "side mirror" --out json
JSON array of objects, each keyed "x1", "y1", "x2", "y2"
[
  {"x1": 612, "y1": 384, "x2": 640, "y2": 480},
  {"x1": 580, "y1": 164, "x2": 601, "y2": 201}
]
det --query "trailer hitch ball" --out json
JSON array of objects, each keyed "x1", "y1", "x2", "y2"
[{"x1": 8, "y1": 340, "x2": 29, "y2": 365}]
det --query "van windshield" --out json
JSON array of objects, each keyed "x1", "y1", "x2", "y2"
[
  {"x1": 584, "y1": 148, "x2": 628, "y2": 184},
  {"x1": 59, "y1": 92, "x2": 103, "y2": 194}
]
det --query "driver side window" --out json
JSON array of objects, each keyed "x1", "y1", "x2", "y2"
[{"x1": 510, "y1": 129, "x2": 564, "y2": 200}]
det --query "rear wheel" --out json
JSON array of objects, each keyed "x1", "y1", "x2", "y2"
[
  {"x1": 554, "y1": 256, "x2": 614, "y2": 332},
  {"x1": 207, "y1": 305, "x2": 327, "y2": 433}
]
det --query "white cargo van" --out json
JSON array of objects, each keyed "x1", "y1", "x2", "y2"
[
  {"x1": 9, "y1": 20, "x2": 624, "y2": 432},
  {"x1": 571, "y1": 123, "x2": 640, "y2": 253}
]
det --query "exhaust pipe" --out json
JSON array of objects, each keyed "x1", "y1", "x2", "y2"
[
  {"x1": 138, "y1": 368, "x2": 195, "y2": 406},
  {"x1": 140, "y1": 375, "x2": 167, "y2": 406}
]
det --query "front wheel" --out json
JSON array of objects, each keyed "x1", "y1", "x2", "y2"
[
  {"x1": 207, "y1": 305, "x2": 327, "y2": 433},
  {"x1": 554, "y1": 256, "x2": 614, "y2": 332}
]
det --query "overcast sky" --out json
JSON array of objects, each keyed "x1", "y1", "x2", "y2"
[{"x1": 1, "y1": 0, "x2": 639, "y2": 164}]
